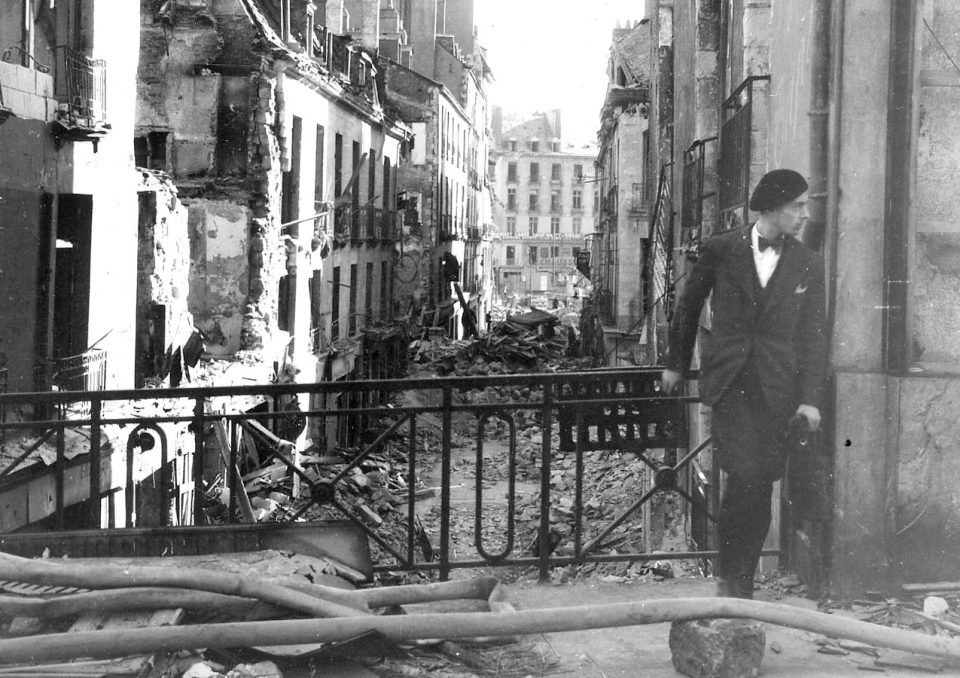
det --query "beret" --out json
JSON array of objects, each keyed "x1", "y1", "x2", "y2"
[{"x1": 749, "y1": 169, "x2": 808, "y2": 212}]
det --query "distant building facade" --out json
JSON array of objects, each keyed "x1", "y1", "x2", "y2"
[{"x1": 491, "y1": 110, "x2": 596, "y2": 304}]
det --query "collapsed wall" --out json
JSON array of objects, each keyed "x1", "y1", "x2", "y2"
[{"x1": 136, "y1": 169, "x2": 200, "y2": 387}]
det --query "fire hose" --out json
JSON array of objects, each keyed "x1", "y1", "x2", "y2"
[{"x1": 1, "y1": 597, "x2": 960, "y2": 664}]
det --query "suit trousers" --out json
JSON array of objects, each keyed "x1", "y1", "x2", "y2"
[
  {"x1": 712, "y1": 364, "x2": 786, "y2": 597},
  {"x1": 717, "y1": 472, "x2": 774, "y2": 597}
]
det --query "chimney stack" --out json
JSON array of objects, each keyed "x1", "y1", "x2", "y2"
[
  {"x1": 326, "y1": 0, "x2": 345, "y2": 33},
  {"x1": 360, "y1": 0, "x2": 380, "y2": 50},
  {"x1": 550, "y1": 109, "x2": 562, "y2": 142}
]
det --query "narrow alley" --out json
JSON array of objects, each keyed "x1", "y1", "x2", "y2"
[{"x1": 2, "y1": 0, "x2": 960, "y2": 676}]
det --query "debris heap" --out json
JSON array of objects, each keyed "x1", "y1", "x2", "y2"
[{"x1": 411, "y1": 310, "x2": 586, "y2": 375}]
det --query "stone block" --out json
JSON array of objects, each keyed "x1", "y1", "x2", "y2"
[{"x1": 669, "y1": 618, "x2": 765, "y2": 678}]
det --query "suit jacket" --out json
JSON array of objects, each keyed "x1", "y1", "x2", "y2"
[{"x1": 666, "y1": 226, "x2": 827, "y2": 418}]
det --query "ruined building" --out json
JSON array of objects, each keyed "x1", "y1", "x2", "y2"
[
  {"x1": 376, "y1": 0, "x2": 496, "y2": 339},
  {"x1": 0, "y1": 1, "x2": 196, "y2": 398},
  {"x1": 491, "y1": 110, "x2": 596, "y2": 310},
  {"x1": 136, "y1": 0, "x2": 412, "y2": 413},
  {"x1": 0, "y1": 0, "x2": 201, "y2": 531}
]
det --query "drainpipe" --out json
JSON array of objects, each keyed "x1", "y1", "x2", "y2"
[
  {"x1": 804, "y1": 0, "x2": 830, "y2": 253},
  {"x1": 805, "y1": 0, "x2": 843, "y2": 598},
  {"x1": 824, "y1": 0, "x2": 845, "y2": 340},
  {"x1": 882, "y1": 0, "x2": 917, "y2": 375}
]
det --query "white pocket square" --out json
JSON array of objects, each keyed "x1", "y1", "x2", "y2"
[{"x1": 794, "y1": 284, "x2": 808, "y2": 294}]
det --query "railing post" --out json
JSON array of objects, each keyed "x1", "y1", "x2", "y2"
[
  {"x1": 193, "y1": 397, "x2": 205, "y2": 525},
  {"x1": 56, "y1": 424, "x2": 65, "y2": 531},
  {"x1": 538, "y1": 385, "x2": 554, "y2": 581},
  {"x1": 87, "y1": 398, "x2": 102, "y2": 528},
  {"x1": 439, "y1": 386, "x2": 452, "y2": 580},
  {"x1": 573, "y1": 407, "x2": 584, "y2": 560},
  {"x1": 407, "y1": 415, "x2": 418, "y2": 566},
  {"x1": 229, "y1": 421, "x2": 239, "y2": 522}
]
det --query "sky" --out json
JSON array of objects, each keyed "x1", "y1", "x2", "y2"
[{"x1": 475, "y1": 0, "x2": 647, "y2": 148}]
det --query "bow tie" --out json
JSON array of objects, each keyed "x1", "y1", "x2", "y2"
[{"x1": 758, "y1": 235, "x2": 784, "y2": 254}]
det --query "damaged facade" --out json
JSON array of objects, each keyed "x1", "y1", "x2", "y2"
[
  {"x1": 638, "y1": 0, "x2": 960, "y2": 594},
  {"x1": 490, "y1": 111, "x2": 596, "y2": 311},
  {"x1": 0, "y1": 0, "x2": 201, "y2": 531},
  {"x1": 136, "y1": 0, "x2": 411, "y2": 403},
  {"x1": 377, "y1": 0, "x2": 496, "y2": 340},
  {"x1": 0, "y1": 1, "x2": 157, "y2": 397}
]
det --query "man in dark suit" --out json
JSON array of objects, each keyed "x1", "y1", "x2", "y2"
[{"x1": 661, "y1": 169, "x2": 827, "y2": 598}]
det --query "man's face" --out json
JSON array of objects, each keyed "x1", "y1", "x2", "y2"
[{"x1": 769, "y1": 192, "x2": 809, "y2": 237}]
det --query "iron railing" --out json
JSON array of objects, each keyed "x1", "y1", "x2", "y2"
[
  {"x1": 54, "y1": 46, "x2": 107, "y2": 126},
  {"x1": 0, "y1": 369, "x2": 737, "y2": 581},
  {"x1": 366, "y1": 206, "x2": 379, "y2": 240},
  {"x1": 0, "y1": 368, "x2": 6, "y2": 444},
  {"x1": 681, "y1": 137, "x2": 717, "y2": 254},
  {"x1": 648, "y1": 163, "x2": 674, "y2": 320},
  {"x1": 381, "y1": 210, "x2": 398, "y2": 241},
  {"x1": 719, "y1": 76, "x2": 769, "y2": 232},
  {"x1": 333, "y1": 204, "x2": 350, "y2": 240}
]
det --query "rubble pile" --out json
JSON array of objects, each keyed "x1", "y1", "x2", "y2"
[
  {"x1": 431, "y1": 426, "x2": 670, "y2": 583},
  {"x1": 411, "y1": 312, "x2": 587, "y2": 376}
]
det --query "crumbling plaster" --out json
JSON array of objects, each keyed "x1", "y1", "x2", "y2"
[{"x1": 187, "y1": 200, "x2": 250, "y2": 355}]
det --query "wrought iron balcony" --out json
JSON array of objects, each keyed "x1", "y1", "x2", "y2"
[
  {"x1": 51, "y1": 46, "x2": 109, "y2": 150},
  {"x1": 333, "y1": 204, "x2": 351, "y2": 244}
]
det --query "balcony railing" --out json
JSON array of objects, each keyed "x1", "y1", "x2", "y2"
[
  {"x1": 381, "y1": 210, "x2": 399, "y2": 241},
  {"x1": 52, "y1": 46, "x2": 109, "y2": 148},
  {"x1": 0, "y1": 367, "x2": 6, "y2": 444},
  {"x1": 366, "y1": 206, "x2": 379, "y2": 240},
  {"x1": 333, "y1": 204, "x2": 351, "y2": 241},
  {"x1": 439, "y1": 214, "x2": 454, "y2": 241},
  {"x1": 50, "y1": 349, "x2": 108, "y2": 417},
  {"x1": 53, "y1": 349, "x2": 108, "y2": 394},
  {"x1": 350, "y1": 204, "x2": 361, "y2": 241},
  {"x1": 719, "y1": 76, "x2": 770, "y2": 231}
]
